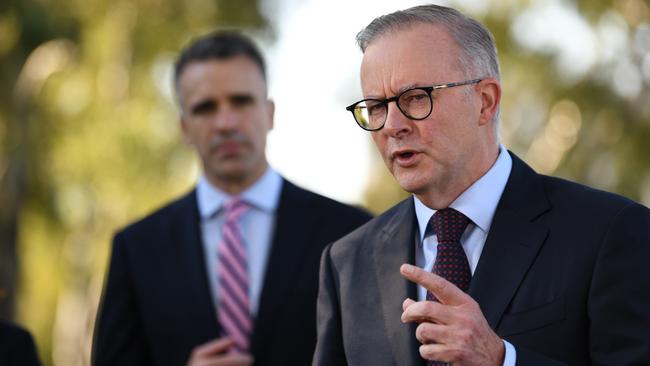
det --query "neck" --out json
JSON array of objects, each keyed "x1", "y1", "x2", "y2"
[
  {"x1": 206, "y1": 163, "x2": 268, "y2": 195},
  {"x1": 416, "y1": 143, "x2": 499, "y2": 209}
]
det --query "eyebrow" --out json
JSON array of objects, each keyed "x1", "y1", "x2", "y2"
[
  {"x1": 190, "y1": 99, "x2": 216, "y2": 114},
  {"x1": 187, "y1": 92, "x2": 258, "y2": 114},
  {"x1": 397, "y1": 83, "x2": 419, "y2": 94},
  {"x1": 230, "y1": 93, "x2": 255, "y2": 102}
]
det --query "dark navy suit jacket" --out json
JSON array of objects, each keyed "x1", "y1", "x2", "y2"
[{"x1": 93, "y1": 179, "x2": 371, "y2": 366}]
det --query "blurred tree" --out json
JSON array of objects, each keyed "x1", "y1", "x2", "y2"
[
  {"x1": 0, "y1": 0, "x2": 267, "y2": 365},
  {"x1": 364, "y1": 0, "x2": 650, "y2": 214}
]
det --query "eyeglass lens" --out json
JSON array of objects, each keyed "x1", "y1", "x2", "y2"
[{"x1": 353, "y1": 89, "x2": 433, "y2": 130}]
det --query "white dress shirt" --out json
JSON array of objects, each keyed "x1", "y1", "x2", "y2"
[
  {"x1": 196, "y1": 167, "x2": 283, "y2": 317},
  {"x1": 413, "y1": 146, "x2": 516, "y2": 366}
]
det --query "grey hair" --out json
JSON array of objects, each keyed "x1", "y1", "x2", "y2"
[{"x1": 356, "y1": 4, "x2": 501, "y2": 126}]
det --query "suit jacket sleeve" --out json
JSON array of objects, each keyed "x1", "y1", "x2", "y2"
[
  {"x1": 587, "y1": 202, "x2": 650, "y2": 364},
  {"x1": 312, "y1": 243, "x2": 348, "y2": 366},
  {"x1": 92, "y1": 232, "x2": 153, "y2": 366},
  {"x1": 514, "y1": 348, "x2": 567, "y2": 365}
]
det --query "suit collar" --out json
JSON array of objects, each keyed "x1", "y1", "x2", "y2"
[
  {"x1": 169, "y1": 190, "x2": 222, "y2": 339},
  {"x1": 469, "y1": 152, "x2": 551, "y2": 329},
  {"x1": 196, "y1": 168, "x2": 282, "y2": 219},
  {"x1": 374, "y1": 199, "x2": 424, "y2": 366},
  {"x1": 413, "y1": 146, "x2": 512, "y2": 241}
]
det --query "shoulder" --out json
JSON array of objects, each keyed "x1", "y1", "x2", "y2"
[
  {"x1": 541, "y1": 175, "x2": 646, "y2": 218},
  {"x1": 280, "y1": 179, "x2": 372, "y2": 222},
  {"x1": 509, "y1": 153, "x2": 647, "y2": 223},
  {"x1": 328, "y1": 198, "x2": 411, "y2": 261},
  {"x1": 541, "y1": 176, "x2": 650, "y2": 249},
  {"x1": 114, "y1": 190, "x2": 196, "y2": 242}
]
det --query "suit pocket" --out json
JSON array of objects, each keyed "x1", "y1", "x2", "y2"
[{"x1": 498, "y1": 296, "x2": 565, "y2": 336}]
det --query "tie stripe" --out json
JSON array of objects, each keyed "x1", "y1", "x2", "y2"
[
  {"x1": 218, "y1": 264, "x2": 249, "y2": 308},
  {"x1": 219, "y1": 248, "x2": 248, "y2": 287},
  {"x1": 217, "y1": 198, "x2": 252, "y2": 353}
]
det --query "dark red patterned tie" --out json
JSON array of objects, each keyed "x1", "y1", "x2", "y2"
[{"x1": 426, "y1": 208, "x2": 471, "y2": 366}]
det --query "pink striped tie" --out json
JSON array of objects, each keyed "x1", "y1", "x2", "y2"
[{"x1": 217, "y1": 197, "x2": 252, "y2": 352}]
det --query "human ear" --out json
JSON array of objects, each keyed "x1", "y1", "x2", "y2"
[{"x1": 477, "y1": 78, "x2": 501, "y2": 126}]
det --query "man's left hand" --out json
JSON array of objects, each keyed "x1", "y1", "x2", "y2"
[{"x1": 400, "y1": 263, "x2": 504, "y2": 366}]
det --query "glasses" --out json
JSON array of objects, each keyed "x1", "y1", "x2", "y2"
[{"x1": 345, "y1": 79, "x2": 482, "y2": 131}]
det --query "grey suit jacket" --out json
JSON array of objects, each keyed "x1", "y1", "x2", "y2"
[{"x1": 313, "y1": 153, "x2": 650, "y2": 366}]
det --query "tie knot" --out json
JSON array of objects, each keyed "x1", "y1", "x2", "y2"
[
  {"x1": 430, "y1": 208, "x2": 470, "y2": 244},
  {"x1": 223, "y1": 197, "x2": 249, "y2": 222}
]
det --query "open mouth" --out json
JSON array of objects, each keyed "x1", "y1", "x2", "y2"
[{"x1": 392, "y1": 150, "x2": 418, "y2": 166}]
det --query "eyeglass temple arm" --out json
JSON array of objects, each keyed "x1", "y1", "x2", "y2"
[{"x1": 432, "y1": 78, "x2": 483, "y2": 90}]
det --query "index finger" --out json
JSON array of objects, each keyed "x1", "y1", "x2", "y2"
[
  {"x1": 192, "y1": 337, "x2": 234, "y2": 357},
  {"x1": 218, "y1": 353, "x2": 254, "y2": 366},
  {"x1": 400, "y1": 263, "x2": 469, "y2": 306}
]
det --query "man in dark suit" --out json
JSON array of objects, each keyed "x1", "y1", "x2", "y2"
[
  {"x1": 313, "y1": 4, "x2": 650, "y2": 366},
  {"x1": 92, "y1": 31, "x2": 370, "y2": 366},
  {"x1": 0, "y1": 320, "x2": 41, "y2": 366}
]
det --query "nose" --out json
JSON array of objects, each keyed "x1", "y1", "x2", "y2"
[
  {"x1": 382, "y1": 102, "x2": 412, "y2": 138},
  {"x1": 211, "y1": 106, "x2": 238, "y2": 132}
]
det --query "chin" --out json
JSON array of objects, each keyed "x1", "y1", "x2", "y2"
[
  {"x1": 390, "y1": 166, "x2": 424, "y2": 191},
  {"x1": 395, "y1": 177, "x2": 426, "y2": 195}
]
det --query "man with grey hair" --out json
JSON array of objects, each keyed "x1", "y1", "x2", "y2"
[{"x1": 313, "y1": 4, "x2": 650, "y2": 366}]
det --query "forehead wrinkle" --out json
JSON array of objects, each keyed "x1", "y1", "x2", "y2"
[
  {"x1": 361, "y1": 27, "x2": 456, "y2": 100},
  {"x1": 361, "y1": 58, "x2": 408, "y2": 99}
]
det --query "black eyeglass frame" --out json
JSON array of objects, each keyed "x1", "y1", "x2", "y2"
[{"x1": 345, "y1": 78, "x2": 483, "y2": 131}]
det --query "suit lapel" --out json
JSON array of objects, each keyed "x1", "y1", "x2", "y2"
[
  {"x1": 469, "y1": 153, "x2": 551, "y2": 329},
  {"x1": 373, "y1": 199, "x2": 423, "y2": 366},
  {"x1": 250, "y1": 181, "x2": 315, "y2": 355},
  {"x1": 170, "y1": 191, "x2": 220, "y2": 339}
]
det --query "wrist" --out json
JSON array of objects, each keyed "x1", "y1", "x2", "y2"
[{"x1": 494, "y1": 336, "x2": 505, "y2": 365}]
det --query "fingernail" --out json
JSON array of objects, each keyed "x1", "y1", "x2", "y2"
[{"x1": 401, "y1": 263, "x2": 414, "y2": 274}]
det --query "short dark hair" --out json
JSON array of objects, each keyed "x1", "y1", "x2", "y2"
[{"x1": 173, "y1": 30, "x2": 267, "y2": 93}]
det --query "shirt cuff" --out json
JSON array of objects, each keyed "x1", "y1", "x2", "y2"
[{"x1": 502, "y1": 339, "x2": 517, "y2": 366}]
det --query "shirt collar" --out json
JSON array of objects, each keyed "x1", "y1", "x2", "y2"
[
  {"x1": 414, "y1": 145, "x2": 513, "y2": 242},
  {"x1": 196, "y1": 167, "x2": 283, "y2": 220}
]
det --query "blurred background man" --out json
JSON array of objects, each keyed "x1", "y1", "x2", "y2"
[{"x1": 92, "y1": 31, "x2": 370, "y2": 366}]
